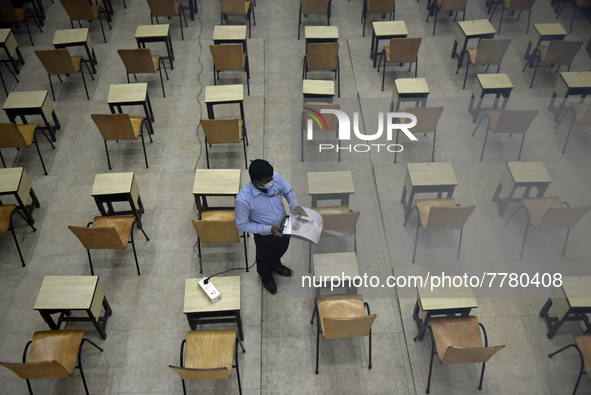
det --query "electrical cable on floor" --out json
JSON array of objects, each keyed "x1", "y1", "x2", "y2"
[{"x1": 193, "y1": 0, "x2": 205, "y2": 258}]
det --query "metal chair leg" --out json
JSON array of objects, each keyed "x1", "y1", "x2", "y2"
[
  {"x1": 87, "y1": 249, "x2": 94, "y2": 275},
  {"x1": 562, "y1": 114, "x2": 576, "y2": 154}
]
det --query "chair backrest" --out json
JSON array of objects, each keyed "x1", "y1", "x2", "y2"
[
  {"x1": 219, "y1": 0, "x2": 247, "y2": 14},
  {"x1": 473, "y1": 39, "x2": 511, "y2": 66},
  {"x1": 505, "y1": 0, "x2": 536, "y2": 10},
  {"x1": 441, "y1": 345, "x2": 506, "y2": 364},
  {"x1": 59, "y1": 0, "x2": 95, "y2": 21},
  {"x1": 68, "y1": 225, "x2": 127, "y2": 249},
  {"x1": 146, "y1": 0, "x2": 177, "y2": 16},
  {"x1": 306, "y1": 43, "x2": 339, "y2": 71},
  {"x1": 388, "y1": 37, "x2": 422, "y2": 63},
  {"x1": 367, "y1": 0, "x2": 395, "y2": 13},
  {"x1": 425, "y1": 205, "x2": 476, "y2": 230},
  {"x1": 543, "y1": 41, "x2": 584, "y2": 66},
  {"x1": 91, "y1": 114, "x2": 138, "y2": 141},
  {"x1": 301, "y1": 0, "x2": 329, "y2": 14},
  {"x1": 118, "y1": 49, "x2": 157, "y2": 74},
  {"x1": 192, "y1": 219, "x2": 240, "y2": 244},
  {"x1": 491, "y1": 110, "x2": 539, "y2": 135},
  {"x1": 210, "y1": 44, "x2": 245, "y2": 71},
  {"x1": 35, "y1": 49, "x2": 77, "y2": 75},
  {"x1": 0, "y1": 0, "x2": 21, "y2": 23},
  {"x1": 0, "y1": 123, "x2": 29, "y2": 148},
  {"x1": 439, "y1": 0, "x2": 468, "y2": 11},
  {"x1": 322, "y1": 314, "x2": 377, "y2": 340},
  {"x1": 0, "y1": 361, "x2": 71, "y2": 379},
  {"x1": 169, "y1": 365, "x2": 231, "y2": 381},
  {"x1": 320, "y1": 210, "x2": 360, "y2": 239},
  {"x1": 303, "y1": 103, "x2": 340, "y2": 132},
  {"x1": 0, "y1": 204, "x2": 16, "y2": 234},
  {"x1": 574, "y1": 334, "x2": 591, "y2": 378},
  {"x1": 200, "y1": 119, "x2": 242, "y2": 144},
  {"x1": 538, "y1": 206, "x2": 591, "y2": 230},
  {"x1": 402, "y1": 107, "x2": 444, "y2": 134}
]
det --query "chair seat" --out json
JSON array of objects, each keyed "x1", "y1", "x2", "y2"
[
  {"x1": 16, "y1": 123, "x2": 39, "y2": 147},
  {"x1": 384, "y1": 45, "x2": 392, "y2": 62},
  {"x1": 415, "y1": 198, "x2": 456, "y2": 229},
  {"x1": 429, "y1": 316, "x2": 482, "y2": 363},
  {"x1": 467, "y1": 48, "x2": 477, "y2": 63},
  {"x1": 315, "y1": 206, "x2": 350, "y2": 215},
  {"x1": 244, "y1": 1, "x2": 251, "y2": 13},
  {"x1": 151, "y1": 55, "x2": 161, "y2": 72},
  {"x1": 71, "y1": 56, "x2": 83, "y2": 73},
  {"x1": 130, "y1": 117, "x2": 144, "y2": 138},
  {"x1": 90, "y1": 5, "x2": 100, "y2": 18},
  {"x1": 92, "y1": 215, "x2": 135, "y2": 248},
  {"x1": 485, "y1": 110, "x2": 501, "y2": 131},
  {"x1": 574, "y1": 334, "x2": 591, "y2": 378},
  {"x1": 572, "y1": 103, "x2": 591, "y2": 124},
  {"x1": 537, "y1": 45, "x2": 549, "y2": 63},
  {"x1": 522, "y1": 196, "x2": 563, "y2": 229},
  {"x1": 14, "y1": 8, "x2": 27, "y2": 21},
  {"x1": 28, "y1": 330, "x2": 85, "y2": 377},
  {"x1": 201, "y1": 210, "x2": 236, "y2": 221},
  {"x1": 184, "y1": 330, "x2": 235, "y2": 376},
  {"x1": 0, "y1": 205, "x2": 16, "y2": 234}
]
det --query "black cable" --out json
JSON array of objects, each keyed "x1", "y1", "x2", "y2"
[{"x1": 203, "y1": 260, "x2": 257, "y2": 284}]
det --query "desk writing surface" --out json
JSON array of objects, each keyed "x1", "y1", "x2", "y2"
[
  {"x1": 507, "y1": 161, "x2": 551, "y2": 183},
  {"x1": 477, "y1": 73, "x2": 513, "y2": 89},
  {"x1": 184, "y1": 276, "x2": 241, "y2": 313},
  {"x1": 0, "y1": 29, "x2": 11, "y2": 43},
  {"x1": 373, "y1": 21, "x2": 408, "y2": 37},
  {"x1": 308, "y1": 171, "x2": 354, "y2": 195},
  {"x1": 193, "y1": 169, "x2": 241, "y2": 195},
  {"x1": 0, "y1": 167, "x2": 23, "y2": 193},
  {"x1": 458, "y1": 19, "x2": 496, "y2": 36},
  {"x1": 3, "y1": 91, "x2": 48, "y2": 110},
  {"x1": 560, "y1": 72, "x2": 591, "y2": 89},
  {"x1": 418, "y1": 281, "x2": 477, "y2": 311},
  {"x1": 205, "y1": 84, "x2": 244, "y2": 103},
  {"x1": 135, "y1": 24, "x2": 170, "y2": 38},
  {"x1": 0, "y1": 29, "x2": 18, "y2": 56},
  {"x1": 53, "y1": 28, "x2": 89, "y2": 45},
  {"x1": 303, "y1": 80, "x2": 335, "y2": 95},
  {"x1": 562, "y1": 276, "x2": 591, "y2": 308},
  {"x1": 533, "y1": 23, "x2": 567, "y2": 37},
  {"x1": 407, "y1": 162, "x2": 458, "y2": 187},
  {"x1": 108, "y1": 83, "x2": 148, "y2": 104},
  {"x1": 394, "y1": 78, "x2": 430, "y2": 95},
  {"x1": 34, "y1": 276, "x2": 99, "y2": 310},
  {"x1": 213, "y1": 25, "x2": 247, "y2": 41},
  {"x1": 305, "y1": 26, "x2": 339, "y2": 40},
  {"x1": 92, "y1": 172, "x2": 135, "y2": 195},
  {"x1": 313, "y1": 252, "x2": 359, "y2": 281}
]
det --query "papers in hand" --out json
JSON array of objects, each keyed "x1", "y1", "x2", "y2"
[{"x1": 282, "y1": 207, "x2": 323, "y2": 244}]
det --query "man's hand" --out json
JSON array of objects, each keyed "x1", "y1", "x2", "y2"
[
  {"x1": 271, "y1": 225, "x2": 284, "y2": 238},
  {"x1": 293, "y1": 206, "x2": 307, "y2": 217}
]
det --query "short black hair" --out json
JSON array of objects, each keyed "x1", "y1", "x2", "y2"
[{"x1": 248, "y1": 159, "x2": 273, "y2": 181}]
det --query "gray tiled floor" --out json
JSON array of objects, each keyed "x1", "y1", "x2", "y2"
[{"x1": 1, "y1": 0, "x2": 591, "y2": 393}]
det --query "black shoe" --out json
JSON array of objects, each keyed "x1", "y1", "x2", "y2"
[
  {"x1": 273, "y1": 263, "x2": 293, "y2": 277},
  {"x1": 263, "y1": 275, "x2": 277, "y2": 294}
]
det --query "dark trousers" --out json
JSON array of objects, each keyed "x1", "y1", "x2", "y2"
[{"x1": 254, "y1": 234, "x2": 290, "y2": 278}]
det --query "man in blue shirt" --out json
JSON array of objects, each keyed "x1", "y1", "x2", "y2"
[{"x1": 235, "y1": 159, "x2": 306, "y2": 294}]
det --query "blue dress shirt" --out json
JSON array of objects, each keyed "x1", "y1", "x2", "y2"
[{"x1": 235, "y1": 172, "x2": 301, "y2": 235}]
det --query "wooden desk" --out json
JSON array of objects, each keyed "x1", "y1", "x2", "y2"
[
  {"x1": 204, "y1": 85, "x2": 246, "y2": 130},
  {"x1": 213, "y1": 25, "x2": 248, "y2": 55},
  {"x1": 135, "y1": 25, "x2": 175, "y2": 70},
  {"x1": 193, "y1": 169, "x2": 241, "y2": 218},
  {"x1": 371, "y1": 21, "x2": 408, "y2": 68},
  {"x1": 549, "y1": 72, "x2": 591, "y2": 122},
  {"x1": 305, "y1": 26, "x2": 339, "y2": 45},
  {"x1": 539, "y1": 276, "x2": 591, "y2": 339},
  {"x1": 184, "y1": 276, "x2": 244, "y2": 340},
  {"x1": 303, "y1": 80, "x2": 335, "y2": 103},
  {"x1": 53, "y1": 28, "x2": 97, "y2": 74},
  {"x1": 390, "y1": 78, "x2": 430, "y2": 112},
  {"x1": 492, "y1": 161, "x2": 551, "y2": 216},
  {"x1": 0, "y1": 167, "x2": 40, "y2": 226},
  {"x1": 107, "y1": 83, "x2": 155, "y2": 135},
  {"x1": 3, "y1": 90, "x2": 61, "y2": 142},
  {"x1": 524, "y1": 23, "x2": 567, "y2": 59},
  {"x1": 413, "y1": 279, "x2": 478, "y2": 340},
  {"x1": 0, "y1": 29, "x2": 24, "y2": 74},
  {"x1": 313, "y1": 252, "x2": 360, "y2": 297},
  {"x1": 468, "y1": 73, "x2": 513, "y2": 123},
  {"x1": 401, "y1": 162, "x2": 458, "y2": 221},
  {"x1": 452, "y1": 20, "x2": 496, "y2": 68},
  {"x1": 308, "y1": 171, "x2": 354, "y2": 207},
  {"x1": 34, "y1": 276, "x2": 112, "y2": 340},
  {"x1": 92, "y1": 172, "x2": 145, "y2": 229}
]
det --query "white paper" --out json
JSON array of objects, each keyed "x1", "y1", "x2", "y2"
[{"x1": 282, "y1": 207, "x2": 324, "y2": 244}]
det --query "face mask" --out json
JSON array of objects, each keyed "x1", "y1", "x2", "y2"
[{"x1": 262, "y1": 180, "x2": 274, "y2": 189}]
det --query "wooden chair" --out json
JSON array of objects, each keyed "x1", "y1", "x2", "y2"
[
  {"x1": 395, "y1": 106, "x2": 444, "y2": 163},
  {"x1": 210, "y1": 44, "x2": 250, "y2": 95},
  {"x1": 0, "y1": 57, "x2": 20, "y2": 96},
  {"x1": 59, "y1": 0, "x2": 112, "y2": 43},
  {"x1": 0, "y1": 204, "x2": 36, "y2": 267},
  {"x1": 427, "y1": 0, "x2": 467, "y2": 36},
  {"x1": 361, "y1": 0, "x2": 395, "y2": 37},
  {"x1": 425, "y1": 316, "x2": 505, "y2": 394},
  {"x1": 458, "y1": 38, "x2": 511, "y2": 89},
  {"x1": 505, "y1": 197, "x2": 591, "y2": 260},
  {"x1": 308, "y1": 206, "x2": 360, "y2": 273},
  {"x1": 378, "y1": 37, "x2": 422, "y2": 91},
  {"x1": 192, "y1": 211, "x2": 248, "y2": 274},
  {"x1": 301, "y1": 103, "x2": 341, "y2": 162},
  {"x1": 146, "y1": 0, "x2": 188, "y2": 40},
  {"x1": 404, "y1": 198, "x2": 476, "y2": 263},
  {"x1": 303, "y1": 43, "x2": 340, "y2": 97},
  {"x1": 219, "y1": 0, "x2": 255, "y2": 38},
  {"x1": 35, "y1": 48, "x2": 94, "y2": 101},
  {"x1": 118, "y1": 48, "x2": 169, "y2": 98},
  {"x1": 169, "y1": 330, "x2": 245, "y2": 395},
  {"x1": 0, "y1": 330, "x2": 103, "y2": 395},
  {"x1": 489, "y1": 0, "x2": 535, "y2": 34},
  {"x1": 298, "y1": 0, "x2": 331, "y2": 40},
  {"x1": 0, "y1": 123, "x2": 55, "y2": 175},
  {"x1": 200, "y1": 119, "x2": 248, "y2": 169},
  {"x1": 523, "y1": 40, "x2": 583, "y2": 88},
  {"x1": 549, "y1": 334, "x2": 591, "y2": 395},
  {"x1": 555, "y1": 103, "x2": 591, "y2": 154},
  {"x1": 555, "y1": 0, "x2": 591, "y2": 33},
  {"x1": 0, "y1": 0, "x2": 43, "y2": 46},
  {"x1": 310, "y1": 295, "x2": 377, "y2": 374},
  {"x1": 69, "y1": 215, "x2": 149, "y2": 275},
  {"x1": 471, "y1": 109, "x2": 538, "y2": 161},
  {"x1": 91, "y1": 113, "x2": 152, "y2": 170}
]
